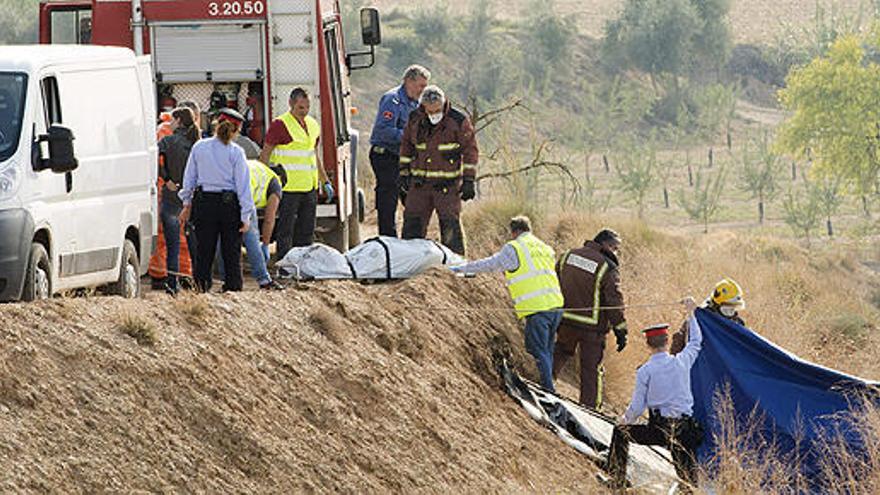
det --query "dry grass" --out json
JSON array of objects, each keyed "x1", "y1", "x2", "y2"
[
  {"x1": 461, "y1": 197, "x2": 880, "y2": 491},
  {"x1": 706, "y1": 386, "x2": 880, "y2": 494},
  {"x1": 118, "y1": 313, "x2": 157, "y2": 346},
  {"x1": 174, "y1": 294, "x2": 211, "y2": 326}
]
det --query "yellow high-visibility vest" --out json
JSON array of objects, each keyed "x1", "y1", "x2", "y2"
[
  {"x1": 247, "y1": 160, "x2": 280, "y2": 209},
  {"x1": 269, "y1": 113, "x2": 321, "y2": 192},
  {"x1": 505, "y1": 233, "x2": 564, "y2": 319}
]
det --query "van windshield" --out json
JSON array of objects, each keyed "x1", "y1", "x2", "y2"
[{"x1": 0, "y1": 73, "x2": 28, "y2": 163}]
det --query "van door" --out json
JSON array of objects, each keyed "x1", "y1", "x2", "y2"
[
  {"x1": 31, "y1": 74, "x2": 77, "y2": 282},
  {"x1": 54, "y1": 64, "x2": 150, "y2": 285}
]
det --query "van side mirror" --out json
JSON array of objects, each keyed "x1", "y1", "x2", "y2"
[
  {"x1": 360, "y1": 8, "x2": 381, "y2": 46},
  {"x1": 35, "y1": 125, "x2": 78, "y2": 173}
]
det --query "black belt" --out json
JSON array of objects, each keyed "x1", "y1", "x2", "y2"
[
  {"x1": 371, "y1": 145, "x2": 399, "y2": 157},
  {"x1": 197, "y1": 190, "x2": 239, "y2": 206}
]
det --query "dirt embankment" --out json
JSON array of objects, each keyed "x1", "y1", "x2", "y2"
[{"x1": 0, "y1": 272, "x2": 602, "y2": 493}]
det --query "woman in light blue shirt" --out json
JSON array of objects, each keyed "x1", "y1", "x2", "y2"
[{"x1": 179, "y1": 109, "x2": 255, "y2": 292}]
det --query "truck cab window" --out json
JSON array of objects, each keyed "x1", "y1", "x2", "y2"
[
  {"x1": 323, "y1": 25, "x2": 349, "y2": 145},
  {"x1": 50, "y1": 9, "x2": 92, "y2": 45}
]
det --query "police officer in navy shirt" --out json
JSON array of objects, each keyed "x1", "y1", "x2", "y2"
[{"x1": 369, "y1": 65, "x2": 430, "y2": 237}]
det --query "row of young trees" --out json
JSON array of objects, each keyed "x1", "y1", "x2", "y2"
[{"x1": 362, "y1": 0, "x2": 876, "y2": 240}]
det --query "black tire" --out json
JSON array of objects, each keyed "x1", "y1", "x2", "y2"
[
  {"x1": 21, "y1": 242, "x2": 51, "y2": 302},
  {"x1": 109, "y1": 239, "x2": 141, "y2": 298}
]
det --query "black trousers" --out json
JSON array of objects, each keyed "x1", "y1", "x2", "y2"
[
  {"x1": 608, "y1": 412, "x2": 703, "y2": 490},
  {"x1": 369, "y1": 147, "x2": 400, "y2": 237},
  {"x1": 193, "y1": 192, "x2": 243, "y2": 292},
  {"x1": 276, "y1": 189, "x2": 317, "y2": 259}
]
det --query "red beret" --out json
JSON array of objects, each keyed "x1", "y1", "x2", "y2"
[{"x1": 642, "y1": 324, "x2": 669, "y2": 338}]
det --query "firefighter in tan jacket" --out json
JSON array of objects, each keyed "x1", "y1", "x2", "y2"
[
  {"x1": 553, "y1": 229, "x2": 628, "y2": 410},
  {"x1": 398, "y1": 85, "x2": 478, "y2": 255}
]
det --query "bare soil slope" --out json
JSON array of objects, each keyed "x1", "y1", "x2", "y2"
[{"x1": 0, "y1": 273, "x2": 602, "y2": 493}]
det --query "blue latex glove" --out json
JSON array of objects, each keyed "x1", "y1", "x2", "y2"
[
  {"x1": 261, "y1": 243, "x2": 270, "y2": 263},
  {"x1": 323, "y1": 181, "x2": 335, "y2": 203}
]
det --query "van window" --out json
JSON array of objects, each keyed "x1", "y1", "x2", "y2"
[
  {"x1": 0, "y1": 73, "x2": 28, "y2": 163},
  {"x1": 323, "y1": 25, "x2": 349, "y2": 146},
  {"x1": 51, "y1": 8, "x2": 92, "y2": 45},
  {"x1": 41, "y1": 77, "x2": 62, "y2": 125}
]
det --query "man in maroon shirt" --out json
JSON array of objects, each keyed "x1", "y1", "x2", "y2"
[{"x1": 259, "y1": 88, "x2": 333, "y2": 259}]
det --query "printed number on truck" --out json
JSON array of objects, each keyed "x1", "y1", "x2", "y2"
[{"x1": 208, "y1": 1, "x2": 265, "y2": 16}]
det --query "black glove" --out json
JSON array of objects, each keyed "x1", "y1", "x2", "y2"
[
  {"x1": 460, "y1": 177, "x2": 476, "y2": 201},
  {"x1": 398, "y1": 175, "x2": 410, "y2": 205},
  {"x1": 613, "y1": 327, "x2": 628, "y2": 353}
]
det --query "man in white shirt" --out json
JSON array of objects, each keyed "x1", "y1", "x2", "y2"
[{"x1": 606, "y1": 297, "x2": 705, "y2": 491}]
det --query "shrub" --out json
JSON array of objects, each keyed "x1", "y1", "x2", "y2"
[
  {"x1": 827, "y1": 312, "x2": 871, "y2": 342},
  {"x1": 118, "y1": 313, "x2": 157, "y2": 346}
]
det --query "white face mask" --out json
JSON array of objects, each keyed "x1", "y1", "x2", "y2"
[
  {"x1": 428, "y1": 113, "x2": 443, "y2": 125},
  {"x1": 720, "y1": 305, "x2": 737, "y2": 317}
]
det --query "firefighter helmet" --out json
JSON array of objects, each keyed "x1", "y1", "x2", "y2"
[{"x1": 711, "y1": 278, "x2": 745, "y2": 309}]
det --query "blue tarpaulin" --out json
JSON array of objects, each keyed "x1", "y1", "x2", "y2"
[{"x1": 691, "y1": 308, "x2": 880, "y2": 484}]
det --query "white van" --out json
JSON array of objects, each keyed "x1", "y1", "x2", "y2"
[{"x1": 0, "y1": 46, "x2": 157, "y2": 301}]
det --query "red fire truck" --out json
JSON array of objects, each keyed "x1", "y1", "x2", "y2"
[{"x1": 38, "y1": 0, "x2": 380, "y2": 251}]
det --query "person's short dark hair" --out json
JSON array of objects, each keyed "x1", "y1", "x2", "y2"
[
  {"x1": 178, "y1": 100, "x2": 201, "y2": 114},
  {"x1": 289, "y1": 87, "x2": 309, "y2": 103},
  {"x1": 510, "y1": 216, "x2": 532, "y2": 234},
  {"x1": 594, "y1": 228, "x2": 621, "y2": 245},
  {"x1": 647, "y1": 334, "x2": 668, "y2": 349}
]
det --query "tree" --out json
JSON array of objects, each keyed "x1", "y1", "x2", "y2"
[
  {"x1": 678, "y1": 163, "x2": 728, "y2": 233},
  {"x1": 614, "y1": 143, "x2": 657, "y2": 218},
  {"x1": 602, "y1": 0, "x2": 731, "y2": 89},
  {"x1": 449, "y1": 0, "x2": 507, "y2": 104},
  {"x1": 777, "y1": 34, "x2": 880, "y2": 217},
  {"x1": 519, "y1": 0, "x2": 576, "y2": 92},
  {"x1": 811, "y1": 175, "x2": 845, "y2": 237},
  {"x1": 782, "y1": 186, "x2": 822, "y2": 243},
  {"x1": 693, "y1": 83, "x2": 737, "y2": 146},
  {"x1": 690, "y1": 0, "x2": 733, "y2": 73},
  {"x1": 738, "y1": 129, "x2": 785, "y2": 224},
  {"x1": 657, "y1": 154, "x2": 678, "y2": 209},
  {"x1": 0, "y1": 0, "x2": 39, "y2": 44},
  {"x1": 603, "y1": 0, "x2": 701, "y2": 94}
]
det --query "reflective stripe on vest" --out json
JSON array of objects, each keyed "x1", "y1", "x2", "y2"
[
  {"x1": 409, "y1": 166, "x2": 463, "y2": 179},
  {"x1": 561, "y1": 249, "x2": 609, "y2": 326},
  {"x1": 504, "y1": 233, "x2": 563, "y2": 318},
  {"x1": 247, "y1": 160, "x2": 279, "y2": 209},
  {"x1": 269, "y1": 113, "x2": 321, "y2": 192}
]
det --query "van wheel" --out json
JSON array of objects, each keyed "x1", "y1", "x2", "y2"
[
  {"x1": 22, "y1": 243, "x2": 51, "y2": 302},
  {"x1": 110, "y1": 240, "x2": 140, "y2": 298}
]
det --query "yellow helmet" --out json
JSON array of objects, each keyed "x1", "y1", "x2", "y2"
[{"x1": 711, "y1": 278, "x2": 745, "y2": 309}]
